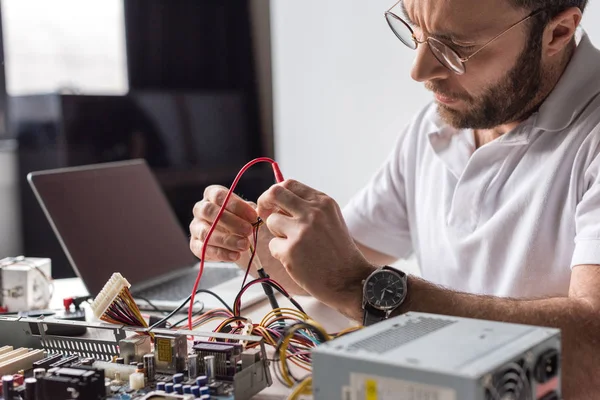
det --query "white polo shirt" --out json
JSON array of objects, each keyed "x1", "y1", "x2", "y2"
[{"x1": 343, "y1": 31, "x2": 600, "y2": 298}]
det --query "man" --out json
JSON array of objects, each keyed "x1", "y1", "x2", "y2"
[{"x1": 190, "y1": 0, "x2": 599, "y2": 396}]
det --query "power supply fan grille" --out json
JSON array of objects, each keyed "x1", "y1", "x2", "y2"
[
  {"x1": 347, "y1": 317, "x2": 456, "y2": 354},
  {"x1": 485, "y1": 362, "x2": 533, "y2": 400}
]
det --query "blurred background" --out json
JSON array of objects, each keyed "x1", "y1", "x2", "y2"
[{"x1": 0, "y1": 0, "x2": 598, "y2": 279}]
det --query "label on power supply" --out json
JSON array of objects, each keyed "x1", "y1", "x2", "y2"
[{"x1": 348, "y1": 373, "x2": 457, "y2": 400}]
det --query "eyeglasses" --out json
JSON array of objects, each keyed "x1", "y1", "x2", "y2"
[{"x1": 385, "y1": 0, "x2": 543, "y2": 74}]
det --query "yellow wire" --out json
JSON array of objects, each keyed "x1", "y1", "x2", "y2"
[
  {"x1": 287, "y1": 376, "x2": 312, "y2": 400},
  {"x1": 335, "y1": 325, "x2": 363, "y2": 337},
  {"x1": 260, "y1": 307, "x2": 309, "y2": 326},
  {"x1": 279, "y1": 320, "x2": 330, "y2": 386}
]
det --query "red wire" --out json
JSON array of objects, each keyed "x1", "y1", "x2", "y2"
[{"x1": 188, "y1": 158, "x2": 284, "y2": 330}]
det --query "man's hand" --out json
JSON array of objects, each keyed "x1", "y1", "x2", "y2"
[
  {"x1": 257, "y1": 179, "x2": 376, "y2": 317},
  {"x1": 189, "y1": 185, "x2": 308, "y2": 295},
  {"x1": 189, "y1": 185, "x2": 258, "y2": 262}
]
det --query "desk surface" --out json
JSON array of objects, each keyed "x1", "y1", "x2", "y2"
[{"x1": 50, "y1": 277, "x2": 353, "y2": 399}]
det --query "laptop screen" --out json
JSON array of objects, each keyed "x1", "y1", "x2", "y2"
[{"x1": 28, "y1": 160, "x2": 198, "y2": 296}]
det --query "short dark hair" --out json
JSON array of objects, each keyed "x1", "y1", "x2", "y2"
[
  {"x1": 510, "y1": 0, "x2": 587, "y2": 16},
  {"x1": 511, "y1": 1, "x2": 587, "y2": 43}
]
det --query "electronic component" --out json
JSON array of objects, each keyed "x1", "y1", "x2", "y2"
[
  {"x1": 0, "y1": 317, "x2": 271, "y2": 400},
  {"x1": 204, "y1": 355, "x2": 216, "y2": 383},
  {"x1": 143, "y1": 353, "x2": 155, "y2": 381},
  {"x1": 89, "y1": 273, "x2": 148, "y2": 329},
  {"x1": 312, "y1": 312, "x2": 561, "y2": 400},
  {"x1": 0, "y1": 256, "x2": 52, "y2": 312},
  {"x1": 173, "y1": 383, "x2": 183, "y2": 394},
  {"x1": 192, "y1": 341, "x2": 241, "y2": 379},
  {"x1": 91, "y1": 360, "x2": 136, "y2": 381},
  {"x1": 139, "y1": 392, "x2": 195, "y2": 399},
  {"x1": 33, "y1": 354, "x2": 63, "y2": 369},
  {"x1": 48, "y1": 355, "x2": 78, "y2": 368},
  {"x1": 24, "y1": 377, "x2": 36, "y2": 400},
  {"x1": 154, "y1": 335, "x2": 187, "y2": 374},
  {"x1": 36, "y1": 366, "x2": 105, "y2": 400},
  {"x1": 33, "y1": 368, "x2": 45, "y2": 379},
  {"x1": 3, "y1": 374, "x2": 14, "y2": 398},
  {"x1": 187, "y1": 353, "x2": 198, "y2": 378},
  {"x1": 119, "y1": 335, "x2": 152, "y2": 364},
  {"x1": 0, "y1": 348, "x2": 46, "y2": 375},
  {"x1": 129, "y1": 371, "x2": 145, "y2": 390}
]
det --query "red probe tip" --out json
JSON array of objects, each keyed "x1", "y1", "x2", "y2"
[{"x1": 272, "y1": 162, "x2": 284, "y2": 183}]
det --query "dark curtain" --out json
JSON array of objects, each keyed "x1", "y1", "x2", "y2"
[{"x1": 124, "y1": 0, "x2": 257, "y2": 91}]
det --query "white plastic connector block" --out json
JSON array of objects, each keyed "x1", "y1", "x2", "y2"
[
  {"x1": 90, "y1": 273, "x2": 131, "y2": 320},
  {"x1": 129, "y1": 371, "x2": 145, "y2": 390}
]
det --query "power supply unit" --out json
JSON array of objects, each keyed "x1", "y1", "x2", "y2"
[{"x1": 312, "y1": 312, "x2": 561, "y2": 400}]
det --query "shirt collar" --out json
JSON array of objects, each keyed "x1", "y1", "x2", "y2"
[{"x1": 534, "y1": 29, "x2": 600, "y2": 132}]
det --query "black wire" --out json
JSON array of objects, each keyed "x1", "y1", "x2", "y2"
[
  {"x1": 235, "y1": 279, "x2": 305, "y2": 315},
  {"x1": 148, "y1": 288, "x2": 233, "y2": 331},
  {"x1": 134, "y1": 296, "x2": 166, "y2": 313},
  {"x1": 169, "y1": 307, "x2": 209, "y2": 329}
]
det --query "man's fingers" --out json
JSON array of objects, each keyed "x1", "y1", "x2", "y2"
[
  {"x1": 257, "y1": 184, "x2": 308, "y2": 220},
  {"x1": 189, "y1": 220, "x2": 250, "y2": 251},
  {"x1": 204, "y1": 185, "x2": 258, "y2": 224},
  {"x1": 280, "y1": 179, "x2": 324, "y2": 201},
  {"x1": 190, "y1": 238, "x2": 241, "y2": 262},
  {"x1": 265, "y1": 212, "x2": 296, "y2": 239},
  {"x1": 193, "y1": 201, "x2": 254, "y2": 237}
]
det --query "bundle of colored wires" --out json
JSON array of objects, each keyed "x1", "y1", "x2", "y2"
[
  {"x1": 233, "y1": 278, "x2": 305, "y2": 316},
  {"x1": 188, "y1": 157, "x2": 284, "y2": 330},
  {"x1": 90, "y1": 273, "x2": 149, "y2": 332},
  {"x1": 170, "y1": 308, "x2": 233, "y2": 330}
]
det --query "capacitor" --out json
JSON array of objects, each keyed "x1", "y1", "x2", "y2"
[
  {"x1": 183, "y1": 384, "x2": 192, "y2": 394},
  {"x1": 165, "y1": 382, "x2": 174, "y2": 393},
  {"x1": 191, "y1": 385, "x2": 200, "y2": 397},
  {"x1": 156, "y1": 381, "x2": 166, "y2": 391},
  {"x1": 115, "y1": 357, "x2": 125, "y2": 364},
  {"x1": 174, "y1": 383, "x2": 183, "y2": 394},
  {"x1": 203, "y1": 355, "x2": 216, "y2": 383},
  {"x1": 24, "y1": 377, "x2": 37, "y2": 400},
  {"x1": 143, "y1": 354, "x2": 155, "y2": 381},
  {"x1": 2, "y1": 375, "x2": 14, "y2": 399},
  {"x1": 196, "y1": 375, "x2": 208, "y2": 386},
  {"x1": 33, "y1": 368, "x2": 46, "y2": 379},
  {"x1": 200, "y1": 386, "x2": 210, "y2": 395},
  {"x1": 187, "y1": 353, "x2": 198, "y2": 378},
  {"x1": 172, "y1": 372, "x2": 184, "y2": 384}
]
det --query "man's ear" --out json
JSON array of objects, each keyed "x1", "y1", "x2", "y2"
[{"x1": 542, "y1": 7, "x2": 582, "y2": 58}]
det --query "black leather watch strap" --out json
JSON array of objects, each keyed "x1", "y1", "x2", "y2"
[{"x1": 362, "y1": 304, "x2": 386, "y2": 326}]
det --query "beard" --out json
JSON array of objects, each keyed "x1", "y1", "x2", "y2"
[{"x1": 428, "y1": 33, "x2": 548, "y2": 129}]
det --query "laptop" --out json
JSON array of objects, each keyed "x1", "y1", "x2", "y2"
[{"x1": 27, "y1": 159, "x2": 266, "y2": 313}]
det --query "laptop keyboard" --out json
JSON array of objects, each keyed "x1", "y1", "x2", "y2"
[{"x1": 136, "y1": 267, "x2": 242, "y2": 301}]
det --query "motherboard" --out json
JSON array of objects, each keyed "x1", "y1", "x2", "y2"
[{"x1": 0, "y1": 316, "x2": 271, "y2": 400}]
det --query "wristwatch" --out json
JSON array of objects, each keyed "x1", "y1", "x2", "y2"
[{"x1": 362, "y1": 266, "x2": 408, "y2": 326}]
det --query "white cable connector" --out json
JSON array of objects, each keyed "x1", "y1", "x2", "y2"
[{"x1": 90, "y1": 273, "x2": 131, "y2": 320}]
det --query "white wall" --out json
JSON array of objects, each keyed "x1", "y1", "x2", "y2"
[{"x1": 271, "y1": 1, "x2": 600, "y2": 272}]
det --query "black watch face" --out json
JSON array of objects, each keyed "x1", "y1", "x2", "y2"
[{"x1": 365, "y1": 270, "x2": 405, "y2": 310}]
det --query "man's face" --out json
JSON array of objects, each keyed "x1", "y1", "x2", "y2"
[{"x1": 403, "y1": 0, "x2": 547, "y2": 129}]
